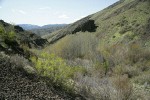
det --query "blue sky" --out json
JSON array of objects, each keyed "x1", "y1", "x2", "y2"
[{"x1": 0, "y1": 0, "x2": 119, "y2": 26}]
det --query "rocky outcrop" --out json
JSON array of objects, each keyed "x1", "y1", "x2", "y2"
[
  {"x1": 49, "y1": 15, "x2": 97, "y2": 43},
  {"x1": 69, "y1": 15, "x2": 97, "y2": 33}
]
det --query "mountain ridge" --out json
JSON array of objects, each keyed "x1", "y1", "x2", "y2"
[
  {"x1": 19, "y1": 24, "x2": 67, "y2": 36},
  {"x1": 18, "y1": 24, "x2": 67, "y2": 30}
]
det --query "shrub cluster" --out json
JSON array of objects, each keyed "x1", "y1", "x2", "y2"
[
  {"x1": 49, "y1": 32, "x2": 98, "y2": 60},
  {"x1": 0, "y1": 25, "x2": 16, "y2": 41},
  {"x1": 31, "y1": 52, "x2": 86, "y2": 92}
]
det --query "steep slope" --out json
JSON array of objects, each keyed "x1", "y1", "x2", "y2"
[
  {"x1": 91, "y1": 0, "x2": 150, "y2": 46},
  {"x1": 44, "y1": 15, "x2": 97, "y2": 43},
  {"x1": 41, "y1": 1, "x2": 150, "y2": 99},
  {"x1": 0, "y1": 21, "x2": 83, "y2": 99},
  {"x1": 44, "y1": 0, "x2": 150, "y2": 70},
  {"x1": 46, "y1": 0, "x2": 150, "y2": 46},
  {"x1": 0, "y1": 52, "x2": 76, "y2": 99}
]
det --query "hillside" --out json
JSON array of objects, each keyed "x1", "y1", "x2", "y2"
[
  {"x1": 46, "y1": 0, "x2": 150, "y2": 45},
  {"x1": 42, "y1": 0, "x2": 150, "y2": 99},
  {"x1": 0, "y1": 53, "x2": 72, "y2": 99},
  {"x1": 0, "y1": 0, "x2": 150, "y2": 99},
  {"x1": 0, "y1": 20, "x2": 83, "y2": 99}
]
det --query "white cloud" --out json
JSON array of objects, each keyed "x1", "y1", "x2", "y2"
[
  {"x1": 0, "y1": 6, "x2": 2, "y2": 9},
  {"x1": 39, "y1": 7, "x2": 51, "y2": 10},
  {"x1": 11, "y1": 9, "x2": 27, "y2": 15},
  {"x1": 58, "y1": 14, "x2": 69, "y2": 19},
  {"x1": 18, "y1": 10, "x2": 26, "y2": 15},
  {"x1": 11, "y1": 9, "x2": 16, "y2": 13},
  {"x1": 53, "y1": 11, "x2": 60, "y2": 15}
]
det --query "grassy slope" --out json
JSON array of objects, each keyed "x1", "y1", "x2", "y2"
[
  {"x1": 45, "y1": 0, "x2": 150, "y2": 61},
  {"x1": 46, "y1": 0, "x2": 150, "y2": 46},
  {"x1": 92, "y1": 0, "x2": 150, "y2": 47},
  {"x1": 42, "y1": 0, "x2": 150, "y2": 99},
  {"x1": 9, "y1": 0, "x2": 148, "y2": 99}
]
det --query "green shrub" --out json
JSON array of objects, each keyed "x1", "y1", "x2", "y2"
[
  {"x1": 0, "y1": 25, "x2": 16, "y2": 41},
  {"x1": 8, "y1": 30, "x2": 16, "y2": 41},
  {"x1": 49, "y1": 32, "x2": 98, "y2": 60},
  {"x1": 0, "y1": 25, "x2": 5, "y2": 38},
  {"x1": 31, "y1": 52, "x2": 85, "y2": 92}
]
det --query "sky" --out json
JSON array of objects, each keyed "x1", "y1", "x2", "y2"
[{"x1": 0, "y1": 0, "x2": 119, "y2": 26}]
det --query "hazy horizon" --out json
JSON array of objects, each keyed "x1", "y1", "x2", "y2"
[{"x1": 0, "y1": 0, "x2": 119, "y2": 26}]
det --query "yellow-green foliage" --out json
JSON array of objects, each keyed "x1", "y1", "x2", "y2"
[
  {"x1": 31, "y1": 52, "x2": 85, "y2": 91},
  {"x1": 0, "y1": 25, "x2": 5, "y2": 38},
  {"x1": 0, "y1": 25, "x2": 16, "y2": 41},
  {"x1": 0, "y1": 25, "x2": 4, "y2": 32},
  {"x1": 8, "y1": 30, "x2": 16, "y2": 41}
]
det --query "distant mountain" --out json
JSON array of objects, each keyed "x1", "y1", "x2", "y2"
[
  {"x1": 42, "y1": 24, "x2": 67, "y2": 29},
  {"x1": 18, "y1": 24, "x2": 40, "y2": 30},
  {"x1": 30, "y1": 24, "x2": 67, "y2": 36},
  {"x1": 18, "y1": 24, "x2": 67, "y2": 36}
]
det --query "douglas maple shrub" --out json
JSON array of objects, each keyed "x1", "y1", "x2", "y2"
[{"x1": 31, "y1": 52, "x2": 86, "y2": 92}]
